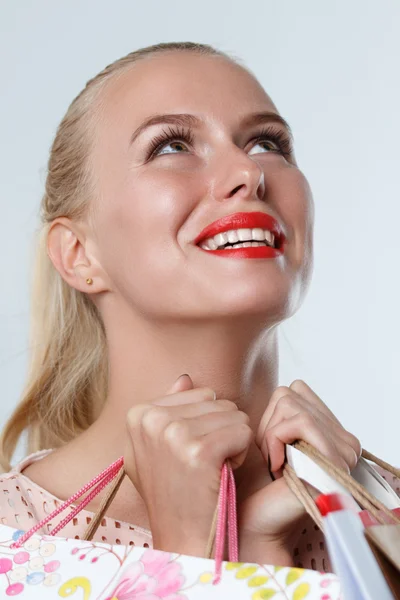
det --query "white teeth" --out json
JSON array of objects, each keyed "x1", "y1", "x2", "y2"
[
  {"x1": 237, "y1": 228, "x2": 252, "y2": 242},
  {"x1": 265, "y1": 230, "x2": 274, "y2": 245},
  {"x1": 199, "y1": 241, "x2": 212, "y2": 250},
  {"x1": 199, "y1": 227, "x2": 276, "y2": 250},
  {"x1": 207, "y1": 238, "x2": 218, "y2": 250},
  {"x1": 252, "y1": 228, "x2": 265, "y2": 241},
  {"x1": 227, "y1": 230, "x2": 239, "y2": 244},
  {"x1": 214, "y1": 232, "x2": 228, "y2": 246}
]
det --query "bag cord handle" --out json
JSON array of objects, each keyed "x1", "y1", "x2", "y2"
[
  {"x1": 10, "y1": 457, "x2": 237, "y2": 584},
  {"x1": 12, "y1": 442, "x2": 398, "y2": 581},
  {"x1": 10, "y1": 457, "x2": 124, "y2": 549},
  {"x1": 283, "y1": 442, "x2": 400, "y2": 529}
]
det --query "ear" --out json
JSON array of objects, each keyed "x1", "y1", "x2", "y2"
[{"x1": 47, "y1": 217, "x2": 111, "y2": 294}]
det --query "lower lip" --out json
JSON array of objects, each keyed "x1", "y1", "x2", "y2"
[{"x1": 197, "y1": 244, "x2": 284, "y2": 258}]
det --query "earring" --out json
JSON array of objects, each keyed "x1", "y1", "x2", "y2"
[{"x1": 86, "y1": 278, "x2": 93, "y2": 285}]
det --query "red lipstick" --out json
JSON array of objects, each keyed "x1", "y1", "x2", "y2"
[{"x1": 194, "y1": 211, "x2": 285, "y2": 259}]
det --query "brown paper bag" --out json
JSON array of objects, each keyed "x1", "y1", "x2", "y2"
[{"x1": 365, "y1": 524, "x2": 400, "y2": 597}]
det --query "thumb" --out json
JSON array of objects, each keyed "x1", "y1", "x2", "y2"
[{"x1": 166, "y1": 374, "x2": 194, "y2": 396}]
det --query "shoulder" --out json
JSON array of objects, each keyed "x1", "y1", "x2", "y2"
[
  {"x1": 0, "y1": 449, "x2": 63, "y2": 532},
  {"x1": 5, "y1": 449, "x2": 54, "y2": 475},
  {"x1": 0, "y1": 449, "x2": 55, "y2": 505}
]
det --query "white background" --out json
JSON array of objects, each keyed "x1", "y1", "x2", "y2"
[{"x1": 1, "y1": 0, "x2": 399, "y2": 463}]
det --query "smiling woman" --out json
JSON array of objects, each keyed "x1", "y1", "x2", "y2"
[{"x1": 0, "y1": 41, "x2": 397, "y2": 572}]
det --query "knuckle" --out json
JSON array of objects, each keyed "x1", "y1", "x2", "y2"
[
  {"x1": 126, "y1": 407, "x2": 139, "y2": 430},
  {"x1": 346, "y1": 446, "x2": 359, "y2": 470},
  {"x1": 290, "y1": 379, "x2": 306, "y2": 390},
  {"x1": 163, "y1": 419, "x2": 189, "y2": 445},
  {"x1": 126, "y1": 405, "x2": 147, "y2": 432},
  {"x1": 141, "y1": 406, "x2": 168, "y2": 434},
  {"x1": 273, "y1": 386, "x2": 291, "y2": 398},
  {"x1": 237, "y1": 411, "x2": 251, "y2": 426},
  {"x1": 278, "y1": 394, "x2": 296, "y2": 409},
  {"x1": 201, "y1": 387, "x2": 217, "y2": 401},
  {"x1": 238, "y1": 422, "x2": 254, "y2": 441},
  {"x1": 339, "y1": 457, "x2": 351, "y2": 474},
  {"x1": 348, "y1": 433, "x2": 362, "y2": 459},
  {"x1": 216, "y1": 399, "x2": 238, "y2": 411},
  {"x1": 186, "y1": 440, "x2": 208, "y2": 468},
  {"x1": 299, "y1": 412, "x2": 315, "y2": 427},
  {"x1": 264, "y1": 427, "x2": 276, "y2": 443}
]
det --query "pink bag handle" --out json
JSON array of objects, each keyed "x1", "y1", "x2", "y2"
[
  {"x1": 212, "y1": 460, "x2": 239, "y2": 583},
  {"x1": 10, "y1": 457, "x2": 123, "y2": 548},
  {"x1": 10, "y1": 457, "x2": 238, "y2": 584}
]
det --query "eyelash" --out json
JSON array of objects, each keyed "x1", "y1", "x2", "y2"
[{"x1": 146, "y1": 125, "x2": 293, "y2": 160}]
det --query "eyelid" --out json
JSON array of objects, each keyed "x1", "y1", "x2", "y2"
[
  {"x1": 146, "y1": 125, "x2": 194, "y2": 159},
  {"x1": 146, "y1": 124, "x2": 293, "y2": 159}
]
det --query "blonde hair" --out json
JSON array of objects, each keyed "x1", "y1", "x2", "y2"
[{"x1": 0, "y1": 42, "x2": 247, "y2": 471}]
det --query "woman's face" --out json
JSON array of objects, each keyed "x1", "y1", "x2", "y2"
[{"x1": 89, "y1": 52, "x2": 314, "y2": 325}]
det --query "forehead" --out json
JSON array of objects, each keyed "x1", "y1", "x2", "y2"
[{"x1": 96, "y1": 52, "x2": 278, "y2": 135}]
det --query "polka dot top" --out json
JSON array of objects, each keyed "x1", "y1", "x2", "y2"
[{"x1": 0, "y1": 449, "x2": 398, "y2": 573}]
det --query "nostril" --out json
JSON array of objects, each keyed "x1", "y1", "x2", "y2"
[{"x1": 229, "y1": 185, "x2": 243, "y2": 197}]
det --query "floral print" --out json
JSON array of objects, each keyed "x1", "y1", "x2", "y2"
[
  {"x1": 105, "y1": 550, "x2": 186, "y2": 599},
  {"x1": 0, "y1": 524, "x2": 341, "y2": 598},
  {"x1": 0, "y1": 529, "x2": 61, "y2": 596}
]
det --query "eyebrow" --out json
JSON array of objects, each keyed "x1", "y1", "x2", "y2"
[{"x1": 129, "y1": 111, "x2": 293, "y2": 146}]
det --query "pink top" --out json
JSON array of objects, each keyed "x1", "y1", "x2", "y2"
[{"x1": 0, "y1": 449, "x2": 399, "y2": 573}]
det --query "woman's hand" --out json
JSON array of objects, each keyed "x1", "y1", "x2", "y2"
[
  {"x1": 123, "y1": 374, "x2": 254, "y2": 557},
  {"x1": 238, "y1": 379, "x2": 362, "y2": 564}
]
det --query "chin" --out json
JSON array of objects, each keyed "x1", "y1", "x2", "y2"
[{"x1": 212, "y1": 283, "x2": 298, "y2": 323}]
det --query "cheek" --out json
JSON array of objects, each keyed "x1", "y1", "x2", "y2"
[
  {"x1": 94, "y1": 173, "x2": 198, "y2": 309},
  {"x1": 267, "y1": 166, "x2": 315, "y2": 307},
  {"x1": 272, "y1": 167, "x2": 314, "y2": 267}
]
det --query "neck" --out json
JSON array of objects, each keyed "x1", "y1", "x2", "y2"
[
  {"x1": 62, "y1": 306, "x2": 279, "y2": 524},
  {"x1": 94, "y1": 306, "x2": 279, "y2": 487}
]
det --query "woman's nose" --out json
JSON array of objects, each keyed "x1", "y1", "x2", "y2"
[{"x1": 221, "y1": 158, "x2": 266, "y2": 204}]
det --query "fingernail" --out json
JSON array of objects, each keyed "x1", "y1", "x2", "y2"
[{"x1": 178, "y1": 374, "x2": 189, "y2": 381}]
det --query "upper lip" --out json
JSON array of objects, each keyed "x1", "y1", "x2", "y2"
[{"x1": 194, "y1": 211, "x2": 285, "y2": 245}]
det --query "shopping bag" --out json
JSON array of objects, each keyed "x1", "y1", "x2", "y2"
[
  {"x1": 365, "y1": 524, "x2": 400, "y2": 596},
  {"x1": 0, "y1": 455, "x2": 342, "y2": 598},
  {"x1": 316, "y1": 492, "x2": 397, "y2": 599},
  {"x1": 283, "y1": 441, "x2": 400, "y2": 599}
]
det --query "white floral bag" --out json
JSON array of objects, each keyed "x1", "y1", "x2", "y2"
[{"x1": 0, "y1": 450, "x2": 344, "y2": 599}]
